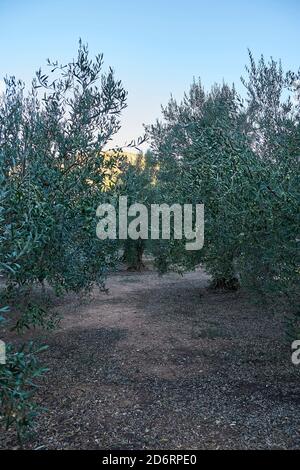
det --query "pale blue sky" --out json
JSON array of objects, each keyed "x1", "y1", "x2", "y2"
[{"x1": 0, "y1": 0, "x2": 299, "y2": 148}]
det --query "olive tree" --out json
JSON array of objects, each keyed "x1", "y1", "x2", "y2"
[
  {"x1": 148, "y1": 52, "x2": 299, "y2": 322},
  {"x1": 0, "y1": 41, "x2": 127, "y2": 300}
]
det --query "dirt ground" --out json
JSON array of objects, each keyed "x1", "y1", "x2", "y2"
[{"x1": 1, "y1": 268, "x2": 300, "y2": 449}]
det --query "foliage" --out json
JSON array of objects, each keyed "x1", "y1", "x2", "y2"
[
  {"x1": 114, "y1": 151, "x2": 158, "y2": 270},
  {"x1": 0, "y1": 41, "x2": 127, "y2": 441},
  {"x1": 0, "y1": 188, "x2": 48, "y2": 441},
  {"x1": 147, "y1": 52, "x2": 299, "y2": 320},
  {"x1": 12, "y1": 304, "x2": 61, "y2": 334},
  {"x1": 0, "y1": 40, "x2": 126, "y2": 301},
  {"x1": 0, "y1": 341, "x2": 48, "y2": 443}
]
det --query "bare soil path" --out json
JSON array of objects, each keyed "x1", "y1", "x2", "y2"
[{"x1": 1, "y1": 269, "x2": 300, "y2": 449}]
